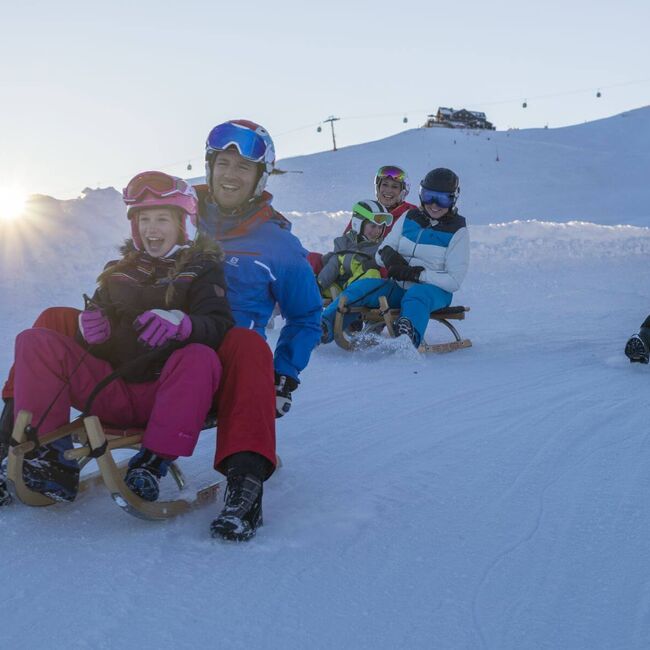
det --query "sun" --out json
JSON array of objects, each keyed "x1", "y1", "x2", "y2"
[{"x1": 0, "y1": 186, "x2": 28, "y2": 221}]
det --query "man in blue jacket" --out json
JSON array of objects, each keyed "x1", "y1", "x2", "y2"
[
  {"x1": 196, "y1": 119, "x2": 322, "y2": 540},
  {"x1": 199, "y1": 119, "x2": 322, "y2": 392}
]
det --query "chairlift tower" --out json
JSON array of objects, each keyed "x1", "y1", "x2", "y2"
[{"x1": 323, "y1": 115, "x2": 340, "y2": 151}]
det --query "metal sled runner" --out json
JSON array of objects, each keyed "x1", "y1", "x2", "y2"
[
  {"x1": 332, "y1": 294, "x2": 472, "y2": 353},
  {"x1": 6, "y1": 410, "x2": 225, "y2": 520}
]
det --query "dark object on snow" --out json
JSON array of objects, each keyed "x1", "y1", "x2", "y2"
[
  {"x1": 625, "y1": 327, "x2": 650, "y2": 364},
  {"x1": 0, "y1": 399, "x2": 13, "y2": 505},
  {"x1": 22, "y1": 439, "x2": 80, "y2": 503},
  {"x1": 0, "y1": 398, "x2": 14, "y2": 447},
  {"x1": 125, "y1": 448, "x2": 172, "y2": 502},
  {"x1": 0, "y1": 477, "x2": 10, "y2": 506},
  {"x1": 211, "y1": 471, "x2": 263, "y2": 542},
  {"x1": 0, "y1": 451, "x2": 10, "y2": 506},
  {"x1": 274, "y1": 372, "x2": 298, "y2": 419},
  {"x1": 394, "y1": 316, "x2": 419, "y2": 347}
]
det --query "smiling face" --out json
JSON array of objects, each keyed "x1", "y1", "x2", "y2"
[
  {"x1": 210, "y1": 148, "x2": 260, "y2": 211},
  {"x1": 423, "y1": 202, "x2": 449, "y2": 220},
  {"x1": 137, "y1": 207, "x2": 181, "y2": 257},
  {"x1": 376, "y1": 178, "x2": 403, "y2": 210},
  {"x1": 362, "y1": 220, "x2": 384, "y2": 241}
]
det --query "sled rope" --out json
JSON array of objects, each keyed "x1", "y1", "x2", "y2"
[{"x1": 16, "y1": 349, "x2": 92, "y2": 443}]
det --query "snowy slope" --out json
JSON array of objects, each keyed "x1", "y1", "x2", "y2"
[
  {"x1": 268, "y1": 106, "x2": 650, "y2": 225},
  {"x1": 2, "y1": 111, "x2": 650, "y2": 649}
]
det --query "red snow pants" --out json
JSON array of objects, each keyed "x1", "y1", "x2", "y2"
[{"x1": 3, "y1": 308, "x2": 276, "y2": 474}]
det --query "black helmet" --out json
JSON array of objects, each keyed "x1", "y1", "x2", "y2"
[
  {"x1": 421, "y1": 168, "x2": 459, "y2": 193},
  {"x1": 419, "y1": 168, "x2": 460, "y2": 209}
]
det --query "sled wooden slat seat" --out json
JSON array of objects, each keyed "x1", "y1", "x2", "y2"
[{"x1": 332, "y1": 295, "x2": 472, "y2": 353}]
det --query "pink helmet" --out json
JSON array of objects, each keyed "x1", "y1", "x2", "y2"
[{"x1": 122, "y1": 171, "x2": 198, "y2": 249}]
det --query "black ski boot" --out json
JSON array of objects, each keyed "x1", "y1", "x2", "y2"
[
  {"x1": 124, "y1": 448, "x2": 172, "y2": 502},
  {"x1": 0, "y1": 445, "x2": 11, "y2": 507},
  {"x1": 394, "y1": 316, "x2": 419, "y2": 347},
  {"x1": 210, "y1": 471, "x2": 263, "y2": 541},
  {"x1": 22, "y1": 437, "x2": 80, "y2": 503},
  {"x1": 0, "y1": 398, "x2": 15, "y2": 505},
  {"x1": 0, "y1": 398, "x2": 13, "y2": 446},
  {"x1": 210, "y1": 451, "x2": 270, "y2": 542},
  {"x1": 625, "y1": 328, "x2": 650, "y2": 364},
  {"x1": 321, "y1": 319, "x2": 331, "y2": 344}
]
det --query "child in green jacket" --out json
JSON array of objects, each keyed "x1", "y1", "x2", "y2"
[{"x1": 317, "y1": 200, "x2": 393, "y2": 299}]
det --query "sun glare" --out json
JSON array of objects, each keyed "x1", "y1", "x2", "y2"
[{"x1": 0, "y1": 186, "x2": 28, "y2": 221}]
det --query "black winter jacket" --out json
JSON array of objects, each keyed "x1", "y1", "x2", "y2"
[{"x1": 80, "y1": 236, "x2": 234, "y2": 382}]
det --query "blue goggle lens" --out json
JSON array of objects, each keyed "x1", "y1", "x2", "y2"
[
  {"x1": 419, "y1": 188, "x2": 456, "y2": 208},
  {"x1": 206, "y1": 122, "x2": 267, "y2": 162}
]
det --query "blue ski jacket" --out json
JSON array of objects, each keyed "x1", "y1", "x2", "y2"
[{"x1": 196, "y1": 187, "x2": 322, "y2": 382}]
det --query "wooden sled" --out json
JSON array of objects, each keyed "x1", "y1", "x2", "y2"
[
  {"x1": 332, "y1": 294, "x2": 472, "y2": 353},
  {"x1": 6, "y1": 410, "x2": 225, "y2": 521}
]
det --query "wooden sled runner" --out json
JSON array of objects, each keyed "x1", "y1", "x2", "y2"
[
  {"x1": 6, "y1": 410, "x2": 225, "y2": 521},
  {"x1": 332, "y1": 295, "x2": 472, "y2": 353}
]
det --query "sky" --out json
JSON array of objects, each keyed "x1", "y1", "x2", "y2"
[{"x1": 1, "y1": 0, "x2": 649, "y2": 199}]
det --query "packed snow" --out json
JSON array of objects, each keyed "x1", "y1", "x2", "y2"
[{"x1": 2, "y1": 108, "x2": 650, "y2": 649}]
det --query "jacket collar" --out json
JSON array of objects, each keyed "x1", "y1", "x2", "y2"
[{"x1": 196, "y1": 187, "x2": 291, "y2": 240}]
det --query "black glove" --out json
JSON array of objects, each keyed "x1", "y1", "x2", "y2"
[
  {"x1": 275, "y1": 373, "x2": 299, "y2": 418},
  {"x1": 388, "y1": 265, "x2": 424, "y2": 282},
  {"x1": 379, "y1": 245, "x2": 409, "y2": 269}
]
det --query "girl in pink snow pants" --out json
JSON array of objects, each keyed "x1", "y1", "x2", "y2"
[{"x1": 12, "y1": 171, "x2": 234, "y2": 503}]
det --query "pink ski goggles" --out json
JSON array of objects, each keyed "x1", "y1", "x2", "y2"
[{"x1": 123, "y1": 171, "x2": 193, "y2": 204}]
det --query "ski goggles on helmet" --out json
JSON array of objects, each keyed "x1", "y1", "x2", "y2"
[
  {"x1": 376, "y1": 165, "x2": 407, "y2": 184},
  {"x1": 205, "y1": 122, "x2": 268, "y2": 163},
  {"x1": 353, "y1": 205, "x2": 393, "y2": 226},
  {"x1": 123, "y1": 171, "x2": 192, "y2": 204},
  {"x1": 419, "y1": 187, "x2": 457, "y2": 209}
]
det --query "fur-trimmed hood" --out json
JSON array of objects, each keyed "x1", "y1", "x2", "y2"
[
  {"x1": 98, "y1": 233, "x2": 225, "y2": 295},
  {"x1": 118, "y1": 233, "x2": 224, "y2": 261}
]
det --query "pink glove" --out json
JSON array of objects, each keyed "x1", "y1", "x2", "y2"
[
  {"x1": 78, "y1": 309, "x2": 111, "y2": 344},
  {"x1": 134, "y1": 309, "x2": 192, "y2": 348}
]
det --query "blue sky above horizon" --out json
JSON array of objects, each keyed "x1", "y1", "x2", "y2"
[{"x1": 1, "y1": 0, "x2": 649, "y2": 199}]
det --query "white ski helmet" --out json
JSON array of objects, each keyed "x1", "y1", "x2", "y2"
[{"x1": 350, "y1": 200, "x2": 394, "y2": 238}]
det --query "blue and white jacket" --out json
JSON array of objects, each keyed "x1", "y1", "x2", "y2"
[
  {"x1": 197, "y1": 187, "x2": 323, "y2": 382},
  {"x1": 376, "y1": 208, "x2": 469, "y2": 293}
]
